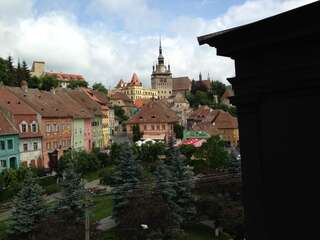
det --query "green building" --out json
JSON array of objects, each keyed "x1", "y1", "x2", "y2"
[{"x1": 0, "y1": 112, "x2": 20, "y2": 172}]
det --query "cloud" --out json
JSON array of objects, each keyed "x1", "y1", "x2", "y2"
[
  {"x1": 0, "y1": 0, "x2": 317, "y2": 88},
  {"x1": 88, "y1": 0, "x2": 161, "y2": 32}
]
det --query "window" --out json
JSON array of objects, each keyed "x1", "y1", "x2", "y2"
[
  {"x1": 46, "y1": 124, "x2": 50, "y2": 132},
  {"x1": 21, "y1": 123, "x2": 27, "y2": 133},
  {"x1": 151, "y1": 125, "x2": 155, "y2": 130},
  {"x1": 0, "y1": 160, "x2": 7, "y2": 168},
  {"x1": 23, "y1": 143, "x2": 28, "y2": 152},
  {"x1": 0, "y1": 140, "x2": 5, "y2": 150},
  {"x1": 75, "y1": 128, "x2": 78, "y2": 135},
  {"x1": 79, "y1": 128, "x2": 82, "y2": 134},
  {"x1": 53, "y1": 124, "x2": 57, "y2": 132},
  {"x1": 144, "y1": 125, "x2": 147, "y2": 130},
  {"x1": 7, "y1": 140, "x2": 13, "y2": 150},
  {"x1": 157, "y1": 125, "x2": 160, "y2": 130},
  {"x1": 162, "y1": 125, "x2": 165, "y2": 130},
  {"x1": 33, "y1": 142, "x2": 38, "y2": 151},
  {"x1": 32, "y1": 123, "x2": 37, "y2": 132}
]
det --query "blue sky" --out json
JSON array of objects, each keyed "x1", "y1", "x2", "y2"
[{"x1": 0, "y1": 0, "x2": 316, "y2": 87}]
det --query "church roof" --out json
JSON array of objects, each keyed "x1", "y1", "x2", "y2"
[
  {"x1": 128, "y1": 73, "x2": 142, "y2": 87},
  {"x1": 173, "y1": 77, "x2": 191, "y2": 91}
]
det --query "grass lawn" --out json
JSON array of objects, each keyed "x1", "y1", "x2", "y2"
[
  {"x1": 84, "y1": 170, "x2": 101, "y2": 182},
  {"x1": 91, "y1": 195, "x2": 113, "y2": 222}
]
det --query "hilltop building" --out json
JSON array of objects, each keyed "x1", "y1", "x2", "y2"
[
  {"x1": 30, "y1": 61, "x2": 86, "y2": 88},
  {"x1": 115, "y1": 73, "x2": 158, "y2": 101}
]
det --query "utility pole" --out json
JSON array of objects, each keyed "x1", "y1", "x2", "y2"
[{"x1": 85, "y1": 186, "x2": 90, "y2": 240}]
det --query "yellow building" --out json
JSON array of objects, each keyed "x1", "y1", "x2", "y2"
[{"x1": 115, "y1": 73, "x2": 158, "y2": 101}]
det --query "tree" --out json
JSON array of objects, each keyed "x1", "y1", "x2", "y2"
[
  {"x1": 165, "y1": 141, "x2": 196, "y2": 223},
  {"x1": 22, "y1": 60, "x2": 31, "y2": 83},
  {"x1": 92, "y1": 82, "x2": 108, "y2": 94},
  {"x1": 40, "y1": 75, "x2": 59, "y2": 91},
  {"x1": 0, "y1": 57, "x2": 9, "y2": 85},
  {"x1": 16, "y1": 61, "x2": 24, "y2": 86},
  {"x1": 28, "y1": 76, "x2": 41, "y2": 89},
  {"x1": 154, "y1": 160, "x2": 182, "y2": 228},
  {"x1": 59, "y1": 163, "x2": 85, "y2": 216},
  {"x1": 7, "y1": 56, "x2": 16, "y2": 86},
  {"x1": 114, "y1": 105, "x2": 128, "y2": 122},
  {"x1": 179, "y1": 144, "x2": 196, "y2": 163},
  {"x1": 8, "y1": 171, "x2": 46, "y2": 239},
  {"x1": 132, "y1": 124, "x2": 142, "y2": 142},
  {"x1": 112, "y1": 143, "x2": 142, "y2": 223},
  {"x1": 211, "y1": 81, "x2": 227, "y2": 100},
  {"x1": 200, "y1": 136, "x2": 230, "y2": 169},
  {"x1": 174, "y1": 124, "x2": 184, "y2": 139},
  {"x1": 67, "y1": 80, "x2": 88, "y2": 89}
]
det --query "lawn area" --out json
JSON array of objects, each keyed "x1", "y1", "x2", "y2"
[
  {"x1": 84, "y1": 170, "x2": 101, "y2": 182},
  {"x1": 91, "y1": 195, "x2": 113, "y2": 222}
]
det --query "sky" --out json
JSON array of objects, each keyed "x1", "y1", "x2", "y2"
[{"x1": 0, "y1": 0, "x2": 316, "y2": 88}]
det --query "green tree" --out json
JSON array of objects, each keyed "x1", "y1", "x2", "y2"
[
  {"x1": 40, "y1": 75, "x2": 59, "y2": 91},
  {"x1": 200, "y1": 136, "x2": 230, "y2": 169},
  {"x1": 28, "y1": 76, "x2": 41, "y2": 89},
  {"x1": 174, "y1": 124, "x2": 184, "y2": 139},
  {"x1": 8, "y1": 171, "x2": 46, "y2": 239},
  {"x1": 59, "y1": 164, "x2": 85, "y2": 216},
  {"x1": 132, "y1": 124, "x2": 142, "y2": 142},
  {"x1": 16, "y1": 61, "x2": 24, "y2": 86},
  {"x1": 112, "y1": 143, "x2": 142, "y2": 223},
  {"x1": 0, "y1": 57, "x2": 9, "y2": 85},
  {"x1": 211, "y1": 80, "x2": 227, "y2": 100},
  {"x1": 21, "y1": 60, "x2": 31, "y2": 83},
  {"x1": 179, "y1": 144, "x2": 196, "y2": 163},
  {"x1": 165, "y1": 141, "x2": 196, "y2": 223},
  {"x1": 92, "y1": 82, "x2": 108, "y2": 94},
  {"x1": 154, "y1": 160, "x2": 182, "y2": 227},
  {"x1": 67, "y1": 80, "x2": 88, "y2": 89},
  {"x1": 7, "y1": 56, "x2": 16, "y2": 86},
  {"x1": 114, "y1": 105, "x2": 128, "y2": 122}
]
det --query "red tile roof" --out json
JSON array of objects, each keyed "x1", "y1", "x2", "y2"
[
  {"x1": 0, "y1": 87, "x2": 38, "y2": 115},
  {"x1": 0, "y1": 112, "x2": 18, "y2": 135},
  {"x1": 172, "y1": 77, "x2": 191, "y2": 91},
  {"x1": 128, "y1": 100, "x2": 179, "y2": 124},
  {"x1": 8, "y1": 87, "x2": 71, "y2": 118},
  {"x1": 221, "y1": 89, "x2": 234, "y2": 100},
  {"x1": 46, "y1": 72, "x2": 85, "y2": 82}
]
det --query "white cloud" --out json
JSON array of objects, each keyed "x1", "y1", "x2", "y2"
[
  {"x1": 0, "y1": 0, "x2": 317, "y2": 88},
  {"x1": 0, "y1": 0, "x2": 34, "y2": 24}
]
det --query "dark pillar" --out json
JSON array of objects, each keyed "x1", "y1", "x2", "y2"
[{"x1": 198, "y1": 2, "x2": 320, "y2": 239}]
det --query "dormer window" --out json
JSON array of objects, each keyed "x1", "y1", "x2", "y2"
[
  {"x1": 31, "y1": 122, "x2": 37, "y2": 132},
  {"x1": 139, "y1": 116, "x2": 143, "y2": 120},
  {"x1": 20, "y1": 121, "x2": 28, "y2": 133},
  {"x1": 151, "y1": 115, "x2": 156, "y2": 119}
]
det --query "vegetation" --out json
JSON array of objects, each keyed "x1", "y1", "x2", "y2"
[
  {"x1": 0, "y1": 57, "x2": 30, "y2": 87},
  {"x1": 174, "y1": 124, "x2": 184, "y2": 139},
  {"x1": 92, "y1": 82, "x2": 108, "y2": 94},
  {"x1": 67, "y1": 80, "x2": 89, "y2": 89},
  {"x1": 7, "y1": 172, "x2": 46, "y2": 239},
  {"x1": 113, "y1": 105, "x2": 128, "y2": 123},
  {"x1": 132, "y1": 124, "x2": 142, "y2": 142}
]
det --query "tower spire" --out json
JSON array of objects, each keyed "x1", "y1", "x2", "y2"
[{"x1": 158, "y1": 37, "x2": 164, "y2": 65}]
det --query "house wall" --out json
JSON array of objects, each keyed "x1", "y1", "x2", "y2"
[
  {"x1": 40, "y1": 117, "x2": 72, "y2": 168},
  {"x1": 84, "y1": 119, "x2": 92, "y2": 152},
  {"x1": 92, "y1": 116, "x2": 103, "y2": 149},
  {"x1": 19, "y1": 137, "x2": 42, "y2": 167},
  {"x1": 72, "y1": 119, "x2": 85, "y2": 151},
  {"x1": 0, "y1": 134, "x2": 20, "y2": 172},
  {"x1": 127, "y1": 122, "x2": 175, "y2": 142}
]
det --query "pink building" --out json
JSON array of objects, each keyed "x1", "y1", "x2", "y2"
[{"x1": 84, "y1": 119, "x2": 92, "y2": 152}]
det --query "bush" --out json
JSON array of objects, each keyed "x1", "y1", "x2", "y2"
[{"x1": 99, "y1": 167, "x2": 116, "y2": 186}]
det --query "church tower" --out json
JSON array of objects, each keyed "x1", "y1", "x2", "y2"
[{"x1": 151, "y1": 39, "x2": 173, "y2": 99}]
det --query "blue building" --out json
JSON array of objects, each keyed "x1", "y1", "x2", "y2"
[{"x1": 0, "y1": 112, "x2": 20, "y2": 172}]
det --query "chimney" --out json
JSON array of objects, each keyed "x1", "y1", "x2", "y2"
[{"x1": 20, "y1": 80, "x2": 28, "y2": 93}]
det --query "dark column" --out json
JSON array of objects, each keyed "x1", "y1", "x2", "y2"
[{"x1": 198, "y1": 2, "x2": 320, "y2": 239}]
